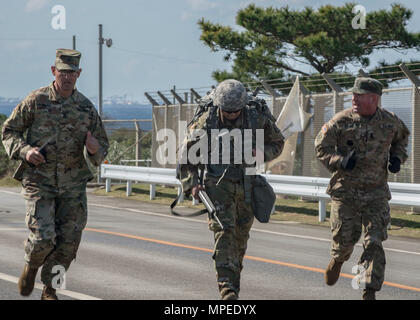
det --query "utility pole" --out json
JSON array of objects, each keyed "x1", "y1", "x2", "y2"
[
  {"x1": 98, "y1": 24, "x2": 112, "y2": 118},
  {"x1": 72, "y1": 35, "x2": 76, "y2": 50},
  {"x1": 97, "y1": 24, "x2": 112, "y2": 183}
]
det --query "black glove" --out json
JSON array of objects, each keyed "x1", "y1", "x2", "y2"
[
  {"x1": 388, "y1": 156, "x2": 401, "y2": 173},
  {"x1": 341, "y1": 150, "x2": 356, "y2": 171}
]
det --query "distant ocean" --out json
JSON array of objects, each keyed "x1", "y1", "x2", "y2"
[{"x1": 0, "y1": 102, "x2": 152, "y2": 131}]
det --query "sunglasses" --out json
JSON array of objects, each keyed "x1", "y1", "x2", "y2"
[{"x1": 222, "y1": 109, "x2": 242, "y2": 114}]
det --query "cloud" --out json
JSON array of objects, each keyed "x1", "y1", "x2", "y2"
[
  {"x1": 24, "y1": 0, "x2": 50, "y2": 13},
  {"x1": 186, "y1": 0, "x2": 218, "y2": 11},
  {"x1": 181, "y1": 11, "x2": 192, "y2": 21},
  {"x1": 5, "y1": 40, "x2": 35, "y2": 52},
  {"x1": 122, "y1": 58, "x2": 142, "y2": 76}
]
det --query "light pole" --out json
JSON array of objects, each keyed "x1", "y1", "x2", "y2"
[{"x1": 98, "y1": 24, "x2": 112, "y2": 118}]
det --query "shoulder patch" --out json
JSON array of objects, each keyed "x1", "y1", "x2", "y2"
[{"x1": 321, "y1": 124, "x2": 329, "y2": 134}]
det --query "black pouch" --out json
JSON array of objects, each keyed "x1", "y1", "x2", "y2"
[{"x1": 251, "y1": 175, "x2": 276, "y2": 223}]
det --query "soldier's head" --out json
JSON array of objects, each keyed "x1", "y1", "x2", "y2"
[
  {"x1": 351, "y1": 77, "x2": 382, "y2": 116},
  {"x1": 51, "y1": 49, "x2": 82, "y2": 97},
  {"x1": 214, "y1": 79, "x2": 248, "y2": 120}
]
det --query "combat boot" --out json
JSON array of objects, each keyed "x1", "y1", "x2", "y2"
[
  {"x1": 41, "y1": 286, "x2": 58, "y2": 300},
  {"x1": 220, "y1": 288, "x2": 238, "y2": 300},
  {"x1": 18, "y1": 264, "x2": 38, "y2": 296},
  {"x1": 362, "y1": 288, "x2": 376, "y2": 300},
  {"x1": 324, "y1": 258, "x2": 343, "y2": 286}
]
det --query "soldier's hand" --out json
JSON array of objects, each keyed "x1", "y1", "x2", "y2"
[
  {"x1": 25, "y1": 147, "x2": 46, "y2": 166},
  {"x1": 85, "y1": 131, "x2": 99, "y2": 155},
  {"x1": 192, "y1": 184, "x2": 204, "y2": 200},
  {"x1": 388, "y1": 156, "x2": 401, "y2": 173}
]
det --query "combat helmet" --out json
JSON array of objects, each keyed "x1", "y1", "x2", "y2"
[{"x1": 213, "y1": 79, "x2": 248, "y2": 112}]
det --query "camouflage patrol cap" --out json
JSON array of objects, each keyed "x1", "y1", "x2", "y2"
[
  {"x1": 55, "y1": 48, "x2": 81, "y2": 71},
  {"x1": 213, "y1": 79, "x2": 248, "y2": 112},
  {"x1": 351, "y1": 77, "x2": 383, "y2": 96}
]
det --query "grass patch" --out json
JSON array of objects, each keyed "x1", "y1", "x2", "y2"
[
  {"x1": 0, "y1": 176, "x2": 21, "y2": 187},
  {"x1": 94, "y1": 183, "x2": 420, "y2": 239}
]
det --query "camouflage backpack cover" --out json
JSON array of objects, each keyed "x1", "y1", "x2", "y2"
[{"x1": 174, "y1": 91, "x2": 276, "y2": 223}]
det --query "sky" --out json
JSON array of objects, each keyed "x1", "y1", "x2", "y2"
[{"x1": 1, "y1": 0, "x2": 420, "y2": 104}]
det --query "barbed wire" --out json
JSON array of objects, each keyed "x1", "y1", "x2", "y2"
[{"x1": 146, "y1": 61, "x2": 420, "y2": 104}]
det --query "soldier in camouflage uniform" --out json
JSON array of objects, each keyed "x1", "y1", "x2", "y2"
[
  {"x1": 178, "y1": 79, "x2": 284, "y2": 300},
  {"x1": 314, "y1": 77, "x2": 410, "y2": 300},
  {"x1": 1, "y1": 49, "x2": 109, "y2": 300}
]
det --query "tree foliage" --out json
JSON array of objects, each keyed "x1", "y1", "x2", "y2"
[{"x1": 199, "y1": 3, "x2": 420, "y2": 91}]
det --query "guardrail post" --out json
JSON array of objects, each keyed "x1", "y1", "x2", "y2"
[
  {"x1": 106, "y1": 178, "x2": 111, "y2": 192},
  {"x1": 150, "y1": 184, "x2": 156, "y2": 200},
  {"x1": 127, "y1": 180, "x2": 132, "y2": 196},
  {"x1": 177, "y1": 187, "x2": 184, "y2": 203},
  {"x1": 319, "y1": 199, "x2": 326, "y2": 222}
]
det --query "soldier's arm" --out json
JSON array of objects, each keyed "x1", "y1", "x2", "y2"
[
  {"x1": 262, "y1": 117, "x2": 285, "y2": 162},
  {"x1": 84, "y1": 106, "x2": 109, "y2": 166},
  {"x1": 1, "y1": 98, "x2": 34, "y2": 161},
  {"x1": 314, "y1": 121, "x2": 343, "y2": 172},
  {"x1": 390, "y1": 117, "x2": 410, "y2": 164},
  {"x1": 177, "y1": 124, "x2": 204, "y2": 196}
]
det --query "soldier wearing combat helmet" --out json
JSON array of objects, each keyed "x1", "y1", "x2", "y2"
[
  {"x1": 1, "y1": 49, "x2": 109, "y2": 300},
  {"x1": 177, "y1": 79, "x2": 284, "y2": 300},
  {"x1": 315, "y1": 77, "x2": 410, "y2": 300}
]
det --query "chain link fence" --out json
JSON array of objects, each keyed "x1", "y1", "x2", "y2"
[{"x1": 147, "y1": 71, "x2": 420, "y2": 184}]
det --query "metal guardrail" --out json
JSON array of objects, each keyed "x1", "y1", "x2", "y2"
[
  {"x1": 100, "y1": 164, "x2": 420, "y2": 222},
  {"x1": 101, "y1": 164, "x2": 182, "y2": 201}
]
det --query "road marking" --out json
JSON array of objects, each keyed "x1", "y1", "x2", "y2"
[
  {"x1": 85, "y1": 227, "x2": 420, "y2": 294},
  {"x1": 0, "y1": 190, "x2": 21, "y2": 195},
  {"x1": 0, "y1": 272, "x2": 101, "y2": 300},
  {"x1": 91, "y1": 203, "x2": 208, "y2": 224},
  {"x1": 89, "y1": 203, "x2": 420, "y2": 256}
]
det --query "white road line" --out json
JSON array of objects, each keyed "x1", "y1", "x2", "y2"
[
  {"x1": 0, "y1": 272, "x2": 101, "y2": 300},
  {"x1": 0, "y1": 190, "x2": 21, "y2": 195},
  {"x1": 90, "y1": 203, "x2": 420, "y2": 257}
]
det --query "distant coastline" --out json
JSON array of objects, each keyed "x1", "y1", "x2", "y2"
[{"x1": 0, "y1": 100, "x2": 153, "y2": 131}]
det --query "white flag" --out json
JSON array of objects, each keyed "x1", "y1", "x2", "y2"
[{"x1": 276, "y1": 76, "x2": 312, "y2": 139}]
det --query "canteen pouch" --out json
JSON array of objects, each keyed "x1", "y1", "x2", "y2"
[{"x1": 251, "y1": 175, "x2": 276, "y2": 223}]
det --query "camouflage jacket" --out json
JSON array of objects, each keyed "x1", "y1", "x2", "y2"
[
  {"x1": 315, "y1": 107, "x2": 410, "y2": 201},
  {"x1": 1, "y1": 82, "x2": 109, "y2": 188},
  {"x1": 178, "y1": 97, "x2": 285, "y2": 194}
]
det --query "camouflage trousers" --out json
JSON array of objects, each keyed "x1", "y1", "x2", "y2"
[
  {"x1": 330, "y1": 198, "x2": 390, "y2": 291},
  {"x1": 205, "y1": 176, "x2": 254, "y2": 295},
  {"x1": 22, "y1": 184, "x2": 88, "y2": 287}
]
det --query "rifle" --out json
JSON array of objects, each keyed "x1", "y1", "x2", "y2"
[
  {"x1": 170, "y1": 167, "x2": 224, "y2": 230},
  {"x1": 198, "y1": 189, "x2": 223, "y2": 230}
]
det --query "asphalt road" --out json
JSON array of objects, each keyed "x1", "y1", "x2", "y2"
[{"x1": 1, "y1": 187, "x2": 420, "y2": 300}]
